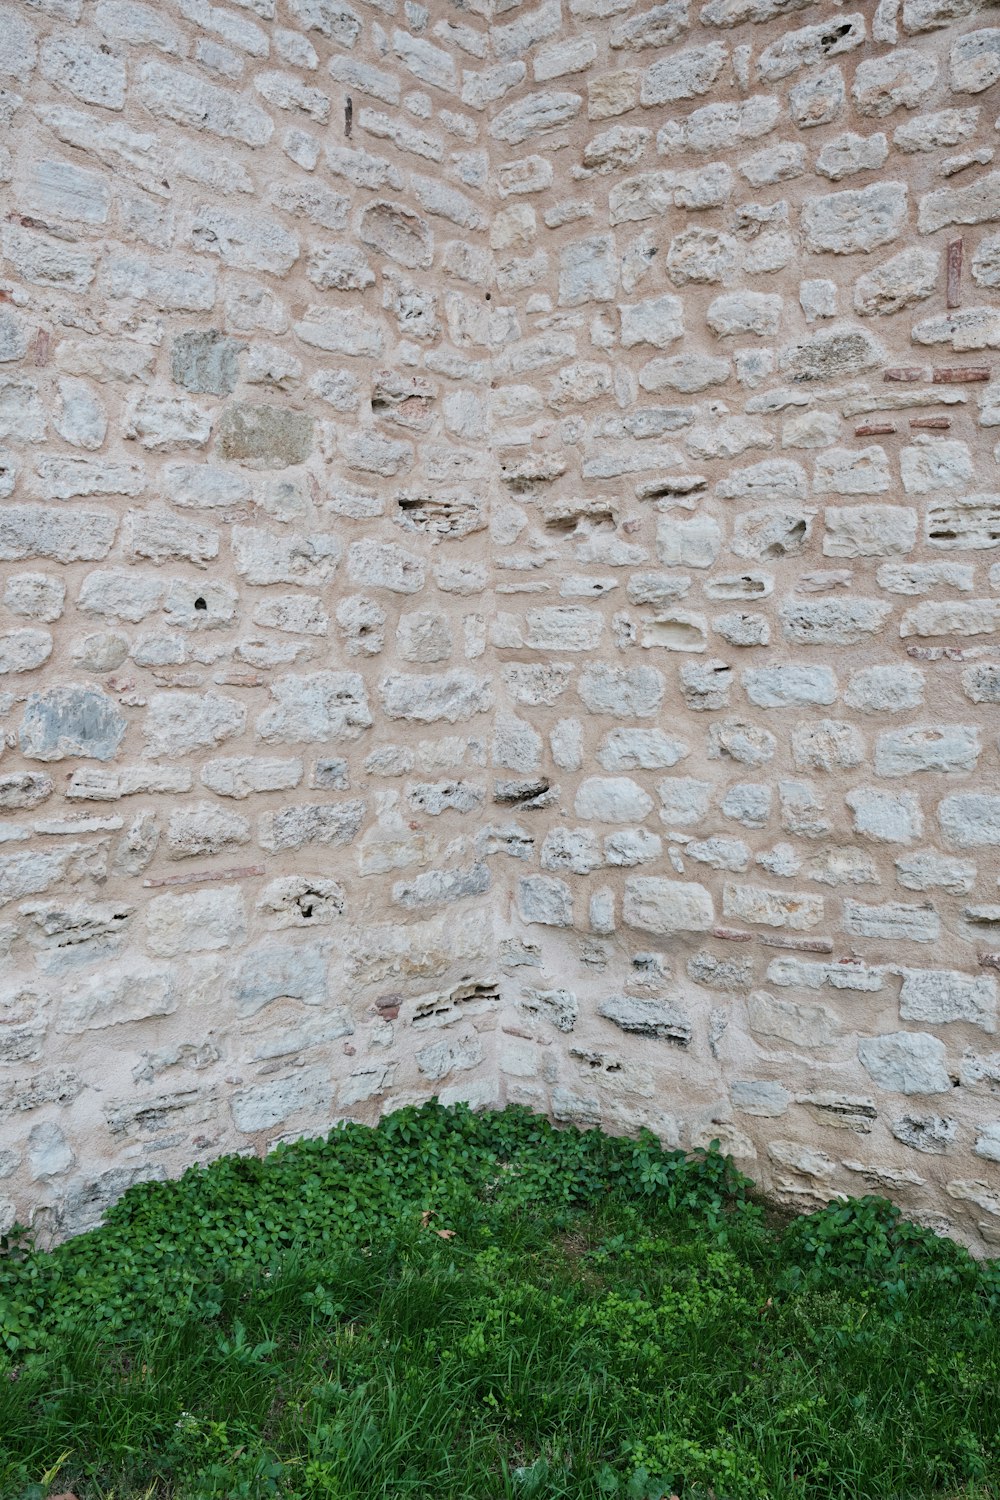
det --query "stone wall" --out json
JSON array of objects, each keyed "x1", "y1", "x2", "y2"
[{"x1": 1, "y1": 0, "x2": 999, "y2": 1250}]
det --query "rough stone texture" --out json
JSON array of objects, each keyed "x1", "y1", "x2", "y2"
[{"x1": 0, "y1": 0, "x2": 998, "y2": 1257}]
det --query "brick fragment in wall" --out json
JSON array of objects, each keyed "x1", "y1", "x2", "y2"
[{"x1": 0, "y1": 0, "x2": 998, "y2": 1254}]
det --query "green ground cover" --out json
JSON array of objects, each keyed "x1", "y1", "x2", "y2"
[{"x1": 0, "y1": 1102, "x2": 997, "y2": 1500}]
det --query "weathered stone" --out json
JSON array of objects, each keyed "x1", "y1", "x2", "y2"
[
  {"x1": 491, "y1": 90, "x2": 582, "y2": 146},
  {"x1": 858, "y1": 1033, "x2": 951, "y2": 1094},
  {"x1": 0, "y1": 843, "x2": 109, "y2": 909},
  {"x1": 20, "y1": 685, "x2": 126, "y2": 762},
  {"x1": 380, "y1": 671, "x2": 492, "y2": 724},
  {"x1": 121, "y1": 394, "x2": 211, "y2": 453},
  {"x1": 962, "y1": 663, "x2": 1000, "y2": 704},
  {"x1": 231, "y1": 1066, "x2": 332, "y2": 1132},
  {"x1": 779, "y1": 325, "x2": 885, "y2": 383},
  {"x1": 50, "y1": 378, "x2": 107, "y2": 452},
  {"x1": 217, "y1": 405, "x2": 313, "y2": 468},
  {"x1": 622, "y1": 876, "x2": 713, "y2": 933},
  {"x1": 610, "y1": 162, "x2": 733, "y2": 222},
  {"x1": 847, "y1": 788, "x2": 923, "y2": 843},
  {"x1": 875, "y1": 726, "x2": 980, "y2": 777},
  {"x1": 899, "y1": 968, "x2": 996, "y2": 1031},
  {"x1": 0, "y1": 772, "x2": 53, "y2": 812},
  {"x1": 939, "y1": 794, "x2": 1000, "y2": 848},
  {"x1": 900, "y1": 600, "x2": 1000, "y2": 638},
  {"x1": 171, "y1": 331, "x2": 242, "y2": 396},
  {"x1": 748, "y1": 990, "x2": 840, "y2": 1049},
  {"x1": 854, "y1": 247, "x2": 939, "y2": 316},
  {"x1": 743, "y1": 665, "x2": 837, "y2": 707},
  {"x1": 517, "y1": 874, "x2": 573, "y2": 926},
  {"x1": 137, "y1": 60, "x2": 273, "y2": 145},
  {"x1": 950, "y1": 27, "x2": 1000, "y2": 94},
  {"x1": 641, "y1": 41, "x2": 726, "y2": 104},
  {"x1": 659, "y1": 94, "x2": 780, "y2": 155},
  {"x1": 780, "y1": 597, "x2": 890, "y2": 645},
  {"x1": 878, "y1": 563, "x2": 972, "y2": 596},
  {"x1": 918, "y1": 170, "x2": 1000, "y2": 235},
  {"x1": 823, "y1": 505, "x2": 916, "y2": 556},
  {"x1": 792, "y1": 719, "x2": 864, "y2": 773},
  {"x1": 901, "y1": 440, "x2": 973, "y2": 495},
  {"x1": 0, "y1": 628, "x2": 51, "y2": 675},
  {"x1": 738, "y1": 141, "x2": 806, "y2": 188},
  {"x1": 144, "y1": 691, "x2": 246, "y2": 759},
  {"x1": 587, "y1": 67, "x2": 638, "y2": 120},
  {"x1": 598, "y1": 994, "x2": 691, "y2": 1044},
  {"x1": 656, "y1": 513, "x2": 721, "y2": 567},
  {"x1": 639, "y1": 354, "x2": 730, "y2": 392},
  {"x1": 58, "y1": 959, "x2": 176, "y2": 1034},
  {"x1": 816, "y1": 130, "x2": 887, "y2": 182},
  {"x1": 620, "y1": 294, "x2": 683, "y2": 347},
  {"x1": 610, "y1": 0, "x2": 688, "y2": 49},
  {"x1": 843, "y1": 898, "x2": 940, "y2": 943},
  {"x1": 255, "y1": 673, "x2": 371, "y2": 744},
  {"x1": 0, "y1": 5, "x2": 37, "y2": 83},
  {"x1": 852, "y1": 49, "x2": 938, "y2": 117},
  {"x1": 145, "y1": 888, "x2": 246, "y2": 958},
  {"x1": 789, "y1": 66, "x2": 845, "y2": 129},
  {"x1": 257, "y1": 876, "x2": 345, "y2": 929},
  {"x1": 164, "y1": 802, "x2": 251, "y2": 860},
  {"x1": 124, "y1": 508, "x2": 218, "y2": 567},
  {"x1": 670, "y1": 229, "x2": 737, "y2": 292},
  {"x1": 40, "y1": 35, "x2": 126, "y2": 110},
  {"x1": 890, "y1": 1114, "x2": 957, "y2": 1154},
  {"x1": 259, "y1": 801, "x2": 364, "y2": 852},
  {"x1": 723, "y1": 883, "x2": 823, "y2": 930},
  {"x1": 803, "y1": 184, "x2": 907, "y2": 255},
  {"x1": 707, "y1": 291, "x2": 781, "y2": 337}
]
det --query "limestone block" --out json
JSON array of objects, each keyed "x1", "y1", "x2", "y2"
[
  {"x1": 743, "y1": 665, "x2": 837, "y2": 707},
  {"x1": 939, "y1": 794, "x2": 1000, "y2": 848},
  {"x1": 598, "y1": 994, "x2": 691, "y2": 1043},
  {"x1": 847, "y1": 788, "x2": 923, "y2": 844},
  {"x1": 517, "y1": 875, "x2": 573, "y2": 926},
  {"x1": 748, "y1": 991, "x2": 840, "y2": 1049},
  {"x1": 789, "y1": 66, "x2": 845, "y2": 130},
  {"x1": 641, "y1": 42, "x2": 726, "y2": 104},
  {"x1": 137, "y1": 60, "x2": 272, "y2": 144},
  {"x1": 843, "y1": 899, "x2": 940, "y2": 943},
  {"x1": 823, "y1": 506, "x2": 916, "y2": 556},
  {"x1": 145, "y1": 888, "x2": 247, "y2": 958},
  {"x1": 859, "y1": 1033, "x2": 951, "y2": 1094},
  {"x1": 622, "y1": 876, "x2": 713, "y2": 933},
  {"x1": 851, "y1": 49, "x2": 938, "y2": 117},
  {"x1": 143, "y1": 692, "x2": 246, "y2": 758},
  {"x1": 380, "y1": 671, "x2": 492, "y2": 723},
  {"x1": 950, "y1": 28, "x2": 1000, "y2": 93},
  {"x1": 854, "y1": 247, "x2": 939, "y2": 315},
  {"x1": 875, "y1": 726, "x2": 980, "y2": 777}
]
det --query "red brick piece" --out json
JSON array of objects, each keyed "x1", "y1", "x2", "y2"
[
  {"x1": 759, "y1": 934, "x2": 835, "y2": 953},
  {"x1": 933, "y1": 367, "x2": 990, "y2": 382},
  {"x1": 711, "y1": 926, "x2": 753, "y2": 943}
]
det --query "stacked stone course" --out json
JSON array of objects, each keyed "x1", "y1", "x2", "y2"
[{"x1": 1, "y1": 0, "x2": 1000, "y2": 1249}]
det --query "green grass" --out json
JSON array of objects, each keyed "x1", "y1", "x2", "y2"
[{"x1": 0, "y1": 1103, "x2": 998, "y2": 1500}]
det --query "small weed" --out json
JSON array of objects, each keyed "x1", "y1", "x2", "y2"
[{"x1": 0, "y1": 1103, "x2": 996, "y2": 1500}]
